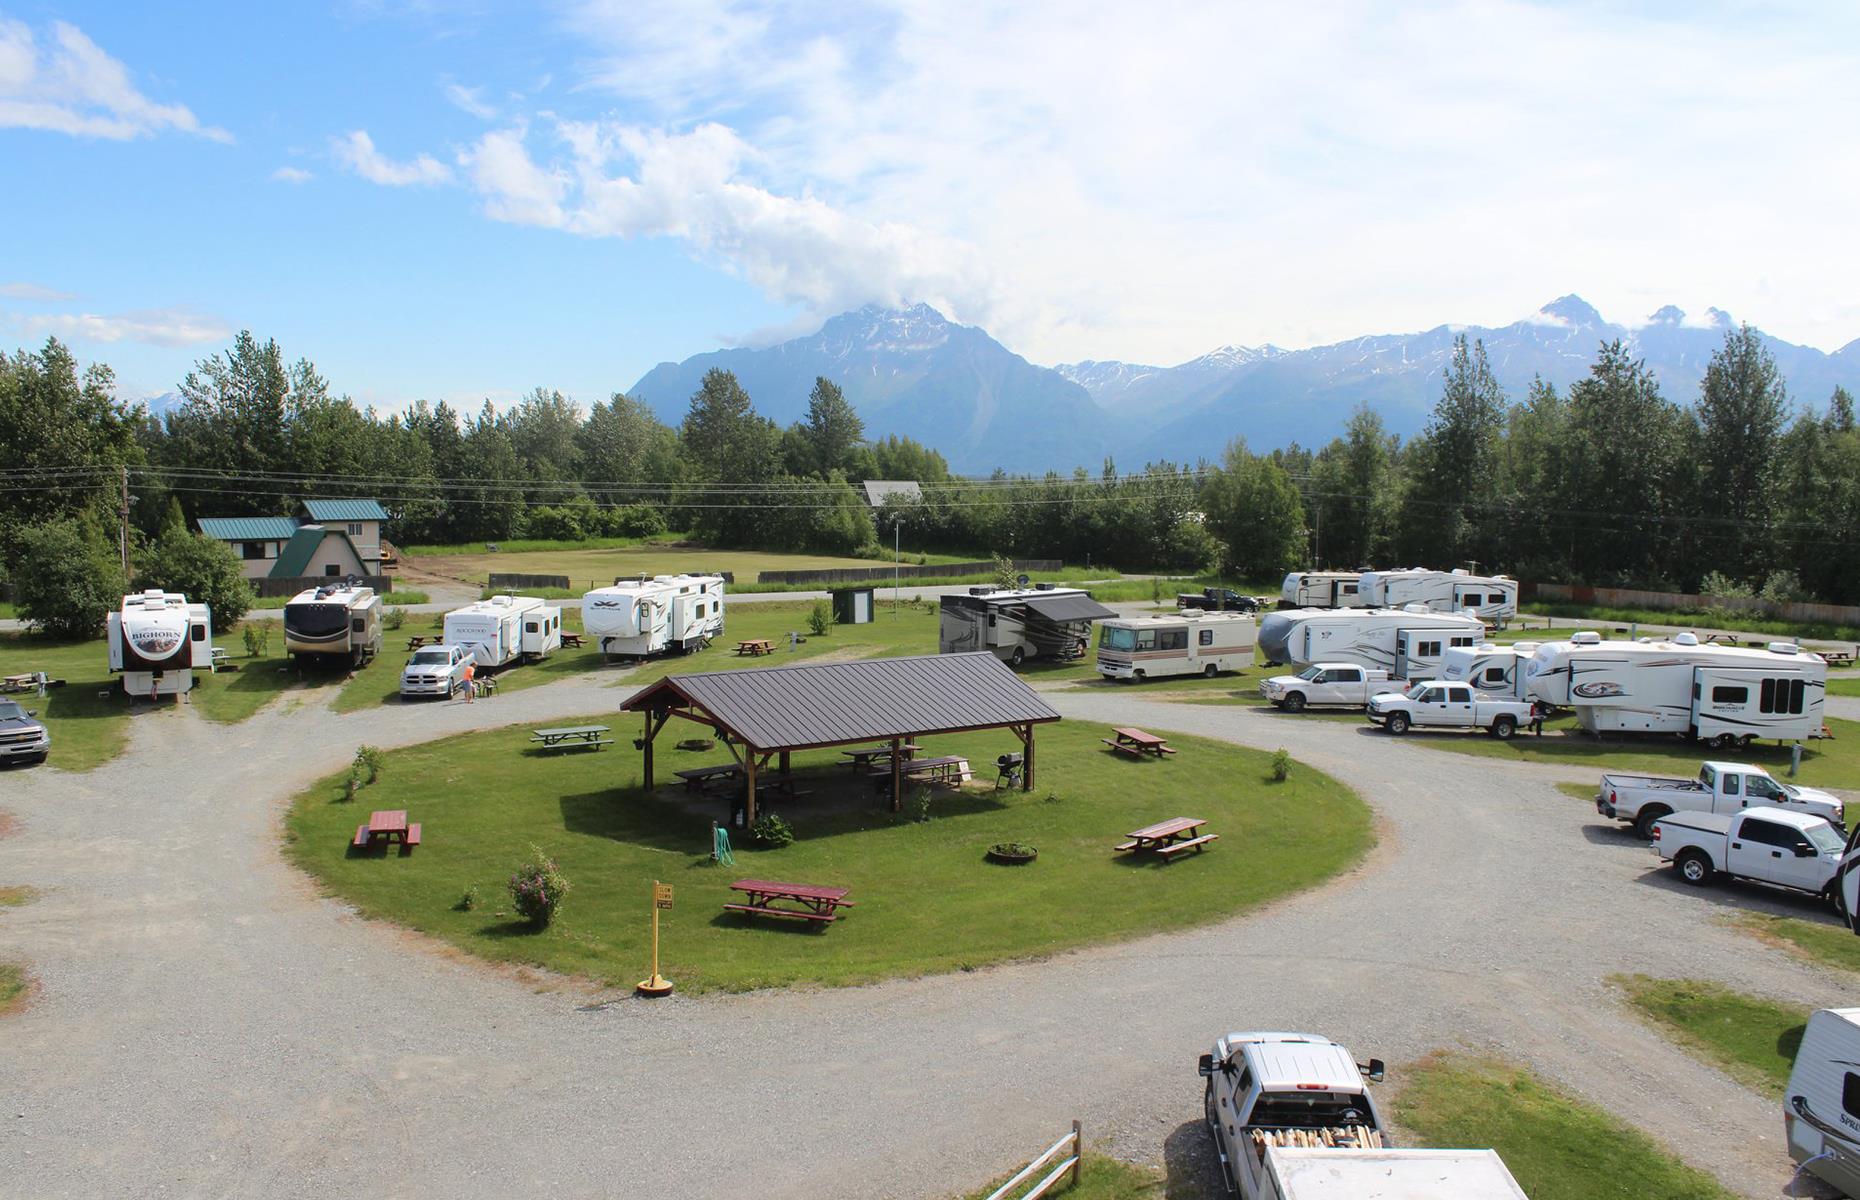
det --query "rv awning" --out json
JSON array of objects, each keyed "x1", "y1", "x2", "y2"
[{"x1": 1019, "y1": 593, "x2": 1116, "y2": 623}]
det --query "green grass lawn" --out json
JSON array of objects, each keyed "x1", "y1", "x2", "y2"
[
  {"x1": 1393, "y1": 1053, "x2": 1736, "y2": 1199},
  {"x1": 1521, "y1": 601, "x2": 1860, "y2": 643},
  {"x1": 0, "y1": 633, "x2": 132, "y2": 771},
  {"x1": 1830, "y1": 677, "x2": 1860, "y2": 698},
  {"x1": 284, "y1": 722, "x2": 1372, "y2": 993},
  {"x1": 959, "y1": 1153, "x2": 1162, "y2": 1199},
  {"x1": 408, "y1": 544, "x2": 957, "y2": 590},
  {"x1": 1616, "y1": 975, "x2": 1805, "y2": 1095},
  {"x1": 1555, "y1": 781, "x2": 1598, "y2": 802},
  {"x1": 1726, "y1": 911, "x2": 1860, "y2": 975}
]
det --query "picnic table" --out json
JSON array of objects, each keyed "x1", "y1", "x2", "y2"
[
  {"x1": 676, "y1": 763, "x2": 744, "y2": 793},
  {"x1": 841, "y1": 742, "x2": 921, "y2": 771},
  {"x1": 869, "y1": 755, "x2": 970, "y2": 787},
  {"x1": 1103, "y1": 727, "x2": 1176, "y2": 758},
  {"x1": 406, "y1": 634, "x2": 432, "y2": 651},
  {"x1": 351, "y1": 809, "x2": 422, "y2": 853},
  {"x1": 724, "y1": 878, "x2": 854, "y2": 924},
  {"x1": 529, "y1": 725, "x2": 613, "y2": 752},
  {"x1": 1115, "y1": 817, "x2": 1217, "y2": 861},
  {"x1": 560, "y1": 632, "x2": 585, "y2": 649},
  {"x1": 2, "y1": 672, "x2": 43, "y2": 694},
  {"x1": 1818, "y1": 649, "x2": 1856, "y2": 668},
  {"x1": 734, "y1": 638, "x2": 776, "y2": 657}
]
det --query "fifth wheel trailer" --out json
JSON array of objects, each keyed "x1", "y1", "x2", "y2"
[
  {"x1": 1279, "y1": 571, "x2": 1366, "y2": 609},
  {"x1": 939, "y1": 585, "x2": 1116, "y2": 667},
  {"x1": 443, "y1": 595, "x2": 562, "y2": 669},
  {"x1": 107, "y1": 589, "x2": 212, "y2": 697},
  {"x1": 1255, "y1": 607, "x2": 1484, "y2": 679},
  {"x1": 581, "y1": 574, "x2": 725, "y2": 659},
  {"x1": 1785, "y1": 1008, "x2": 1860, "y2": 1200},
  {"x1": 1357, "y1": 567, "x2": 1518, "y2": 624}
]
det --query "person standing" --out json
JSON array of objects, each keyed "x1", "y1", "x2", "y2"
[{"x1": 462, "y1": 658, "x2": 476, "y2": 703}]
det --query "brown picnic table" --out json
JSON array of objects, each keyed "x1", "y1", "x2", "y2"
[
  {"x1": 868, "y1": 754, "x2": 970, "y2": 788},
  {"x1": 352, "y1": 809, "x2": 422, "y2": 853},
  {"x1": 560, "y1": 632, "x2": 585, "y2": 649},
  {"x1": 841, "y1": 742, "x2": 921, "y2": 771},
  {"x1": 724, "y1": 878, "x2": 854, "y2": 924},
  {"x1": 1818, "y1": 649, "x2": 1856, "y2": 668},
  {"x1": 676, "y1": 763, "x2": 743, "y2": 793},
  {"x1": 734, "y1": 638, "x2": 776, "y2": 657},
  {"x1": 529, "y1": 725, "x2": 613, "y2": 752},
  {"x1": 406, "y1": 634, "x2": 433, "y2": 651},
  {"x1": 2, "y1": 672, "x2": 44, "y2": 694},
  {"x1": 1103, "y1": 727, "x2": 1176, "y2": 758},
  {"x1": 1115, "y1": 816, "x2": 1217, "y2": 861}
]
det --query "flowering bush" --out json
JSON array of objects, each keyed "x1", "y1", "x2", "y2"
[{"x1": 508, "y1": 846, "x2": 571, "y2": 927}]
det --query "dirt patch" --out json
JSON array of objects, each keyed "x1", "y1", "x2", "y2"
[
  {"x1": 0, "y1": 809, "x2": 16, "y2": 839},
  {"x1": 0, "y1": 962, "x2": 36, "y2": 1017},
  {"x1": 0, "y1": 885, "x2": 39, "y2": 909}
]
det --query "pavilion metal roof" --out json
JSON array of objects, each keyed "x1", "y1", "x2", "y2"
[{"x1": 621, "y1": 652, "x2": 1061, "y2": 751}]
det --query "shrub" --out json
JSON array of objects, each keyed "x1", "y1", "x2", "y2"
[
  {"x1": 1760, "y1": 570, "x2": 1804, "y2": 605},
  {"x1": 601, "y1": 504, "x2": 668, "y2": 538},
  {"x1": 988, "y1": 841, "x2": 1037, "y2": 861},
  {"x1": 992, "y1": 552, "x2": 1017, "y2": 591},
  {"x1": 521, "y1": 504, "x2": 585, "y2": 542},
  {"x1": 455, "y1": 885, "x2": 479, "y2": 912},
  {"x1": 137, "y1": 527, "x2": 255, "y2": 627},
  {"x1": 1698, "y1": 570, "x2": 1753, "y2": 601},
  {"x1": 383, "y1": 606, "x2": 405, "y2": 631},
  {"x1": 508, "y1": 846, "x2": 571, "y2": 927},
  {"x1": 1270, "y1": 748, "x2": 1292, "y2": 782},
  {"x1": 242, "y1": 624, "x2": 271, "y2": 658},
  {"x1": 807, "y1": 600, "x2": 832, "y2": 636},
  {"x1": 750, "y1": 812, "x2": 794, "y2": 847},
  {"x1": 353, "y1": 745, "x2": 384, "y2": 785},
  {"x1": 908, "y1": 788, "x2": 934, "y2": 823}
]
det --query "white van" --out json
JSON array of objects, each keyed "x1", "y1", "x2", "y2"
[{"x1": 1786, "y1": 1008, "x2": 1860, "y2": 1197}]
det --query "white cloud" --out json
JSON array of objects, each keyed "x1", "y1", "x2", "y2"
[
  {"x1": 271, "y1": 165, "x2": 313, "y2": 184},
  {"x1": 0, "y1": 18, "x2": 229, "y2": 142},
  {"x1": 0, "y1": 281, "x2": 76, "y2": 301},
  {"x1": 331, "y1": 129, "x2": 453, "y2": 186},
  {"x1": 444, "y1": 82, "x2": 497, "y2": 119},
  {"x1": 13, "y1": 308, "x2": 230, "y2": 347}
]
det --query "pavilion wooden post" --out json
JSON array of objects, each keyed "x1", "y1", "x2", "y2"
[
  {"x1": 745, "y1": 749, "x2": 759, "y2": 826},
  {"x1": 890, "y1": 735, "x2": 903, "y2": 812},
  {"x1": 642, "y1": 708, "x2": 662, "y2": 790},
  {"x1": 1016, "y1": 722, "x2": 1035, "y2": 792},
  {"x1": 779, "y1": 750, "x2": 791, "y2": 775}
]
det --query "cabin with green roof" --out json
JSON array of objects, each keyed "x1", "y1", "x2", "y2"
[{"x1": 197, "y1": 498, "x2": 388, "y2": 578}]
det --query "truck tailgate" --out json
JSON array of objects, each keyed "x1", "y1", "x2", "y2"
[{"x1": 1266, "y1": 1147, "x2": 1528, "y2": 1198}]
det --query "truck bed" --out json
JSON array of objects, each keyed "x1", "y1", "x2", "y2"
[
  {"x1": 1266, "y1": 1147, "x2": 1528, "y2": 1198},
  {"x1": 1602, "y1": 773, "x2": 1703, "y2": 792}
]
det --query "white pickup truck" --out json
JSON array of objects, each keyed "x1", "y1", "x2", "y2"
[
  {"x1": 1653, "y1": 807, "x2": 1857, "y2": 907},
  {"x1": 1259, "y1": 664, "x2": 1390, "y2": 712},
  {"x1": 1599, "y1": 761, "x2": 1845, "y2": 840},
  {"x1": 1199, "y1": 1032, "x2": 1526, "y2": 1199},
  {"x1": 1365, "y1": 680, "x2": 1534, "y2": 738}
]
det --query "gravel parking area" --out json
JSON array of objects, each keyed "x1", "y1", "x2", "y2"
[{"x1": 0, "y1": 675, "x2": 1846, "y2": 1198}]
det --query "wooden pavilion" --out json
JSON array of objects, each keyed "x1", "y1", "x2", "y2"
[{"x1": 620, "y1": 652, "x2": 1063, "y2": 822}]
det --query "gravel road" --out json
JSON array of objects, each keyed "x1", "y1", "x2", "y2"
[{"x1": 0, "y1": 670, "x2": 1850, "y2": 1198}]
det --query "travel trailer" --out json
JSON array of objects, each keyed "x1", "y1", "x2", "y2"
[
  {"x1": 107, "y1": 590, "x2": 212, "y2": 697},
  {"x1": 1279, "y1": 570, "x2": 1366, "y2": 609},
  {"x1": 1785, "y1": 1007, "x2": 1860, "y2": 1199},
  {"x1": 1525, "y1": 631, "x2": 1827, "y2": 745},
  {"x1": 939, "y1": 585, "x2": 1116, "y2": 667},
  {"x1": 1256, "y1": 606, "x2": 1484, "y2": 679},
  {"x1": 1096, "y1": 611, "x2": 1256, "y2": 681},
  {"x1": 283, "y1": 580, "x2": 383, "y2": 668},
  {"x1": 442, "y1": 595, "x2": 562, "y2": 669},
  {"x1": 1439, "y1": 642, "x2": 1541, "y2": 701},
  {"x1": 1357, "y1": 567, "x2": 1518, "y2": 624},
  {"x1": 581, "y1": 573, "x2": 725, "y2": 659}
]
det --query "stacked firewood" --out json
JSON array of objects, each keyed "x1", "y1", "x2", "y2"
[{"x1": 1251, "y1": 1126, "x2": 1383, "y2": 1151}]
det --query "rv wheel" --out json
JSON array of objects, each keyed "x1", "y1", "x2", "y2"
[
  {"x1": 1737, "y1": 735, "x2": 1755, "y2": 751},
  {"x1": 1204, "y1": 664, "x2": 1219, "y2": 679},
  {"x1": 1009, "y1": 647, "x2": 1026, "y2": 667},
  {"x1": 1710, "y1": 733, "x2": 1735, "y2": 750}
]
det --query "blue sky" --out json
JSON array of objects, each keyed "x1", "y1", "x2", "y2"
[{"x1": 2, "y1": 1, "x2": 1857, "y2": 408}]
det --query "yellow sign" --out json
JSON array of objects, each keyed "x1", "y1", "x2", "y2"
[{"x1": 653, "y1": 883, "x2": 674, "y2": 910}]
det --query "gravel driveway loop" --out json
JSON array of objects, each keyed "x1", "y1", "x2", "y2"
[{"x1": 0, "y1": 675, "x2": 1847, "y2": 1199}]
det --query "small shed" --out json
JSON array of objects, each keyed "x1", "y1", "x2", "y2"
[
  {"x1": 620, "y1": 652, "x2": 1062, "y2": 823},
  {"x1": 830, "y1": 585, "x2": 876, "y2": 625}
]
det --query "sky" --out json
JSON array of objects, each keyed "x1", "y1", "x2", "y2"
[{"x1": 1, "y1": 1, "x2": 1857, "y2": 407}]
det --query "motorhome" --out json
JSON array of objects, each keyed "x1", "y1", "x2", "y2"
[
  {"x1": 939, "y1": 585, "x2": 1116, "y2": 667},
  {"x1": 581, "y1": 574, "x2": 725, "y2": 659},
  {"x1": 1096, "y1": 611, "x2": 1256, "y2": 681},
  {"x1": 1255, "y1": 606, "x2": 1484, "y2": 679},
  {"x1": 1357, "y1": 567, "x2": 1518, "y2": 624},
  {"x1": 283, "y1": 580, "x2": 383, "y2": 668},
  {"x1": 1439, "y1": 642, "x2": 1540, "y2": 701},
  {"x1": 107, "y1": 589, "x2": 212, "y2": 698},
  {"x1": 442, "y1": 595, "x2": 562, "y2": 669},
  {"x1": 1278, "y1": 571, "x2": 1366, "y2": 610},
  {"x1": 1525, "y1": 631, "x2": 1827, "y2": 746},
  {"x1": 1785, "y1": 1008, "x2": 1860, "y2": 1199}
]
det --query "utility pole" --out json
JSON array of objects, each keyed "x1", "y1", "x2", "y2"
[
  {"x1": 893, "y1": 520, "x2": 902, "y2": 617},
  {"x1": 119, "y1": 464, "x2": 131, "y2": 576}
]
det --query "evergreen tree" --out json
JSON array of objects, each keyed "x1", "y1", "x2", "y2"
[
  {"x1": 1396, "y1": 335, "x2": 1507, "y2": 566},
  {"x1": 1695, "y1": 324, "x2": 1788, "y2": 579},
  {"x1": 801, "y1": 377, "x2": 863, "y2": 477},
  {"x1": 1201, "y1": 439, "x2": 1307, "y2": 581}
]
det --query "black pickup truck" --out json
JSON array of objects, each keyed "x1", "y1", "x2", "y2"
[{"x1": 1176, "y1": 587, "x2": 1262, "y2": 613}]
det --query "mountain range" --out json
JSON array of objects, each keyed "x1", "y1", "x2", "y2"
[{"x1": 635, "y1": 296, "x2": 1860, "y2": 474}]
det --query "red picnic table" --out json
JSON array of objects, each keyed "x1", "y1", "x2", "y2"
[
  {"x1": 724, "y1": 879, "x2": 855, "y2": 924},
  {"x1": 352, "y1": 809, "x2": 422, "y2": 853},
  {"x1": 1103, "y1": 727, "x2": 1176, "y2": 759},
  {"x1": 1115, "y1": 817, "x2": 1217, "y2": 861}
]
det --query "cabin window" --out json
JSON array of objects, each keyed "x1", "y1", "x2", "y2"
[
  {"x1": 1136, "y1": 629, "x2": 1157, "y2": 651},
  {"x1": 350, "y1": 618, "x2": 364, "y2": 633},
  {"x1": 1199, "y1": 629, "x2": 1214, "y2": 646},
  {"x1": 1159, "y1": 630, "x2": 1187, "y2": 651},
  {"x1": 324, "y1": 564, "x2": 340, "y2": 576},
  {"x1": 1711, "y1": 685, "x2": 1748, "y2": 705},
  {"x1": 348, "y1": 522, "x2": 364, "y2": 536},
  {"x1": 241, "y1": 541, "x2": 266, "y2": 560}
]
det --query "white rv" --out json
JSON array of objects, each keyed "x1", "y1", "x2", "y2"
[
  {"x1": 442, "y1": 595, "x2": 562, "y2": 669},
  {"x1": 1255, "y1": 606, "x2": 1485, "y2": 679},
  {"x1": 581, "y1": 574, "x2": 725, "y2": 659},
  {"x1": 1357, "y1": 567, "x2": 1518, "y2": 624},
  {"x1": 1279, "y1": 571, "x2": 1366, "y2": 610},
  {"x1": 283, "y1": 580, "x2": 383, "y2": 668},
  {"x1": 1096, "y1": 611, "x2": 1256, "y2": 681},
  {"x1": 1439, "y1": 642, "x2": 1540, "y2": 701},
  {"x1": 1786, "y1": 1007, "x2": 1860, "y2": 1199},
  {"x1": 1526, "y1": 631, "x2": 1827, "y2": 746},
  {"x1": 107, "y1": 590, "x2": 212, "y2": 698},
  {"x1": 938, "y1": 585, "x2": 1116, "y2": 667}
]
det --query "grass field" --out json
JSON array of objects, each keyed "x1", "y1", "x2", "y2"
[
  {"x1": 959, "y1": 1153, "x2": 1162, "y2": 1199},
  {"x1": 1616, "y1": 975, "x2": 1805, "y2": 1095},
  {"x1": 284, "y1": 722, "x2": 1372, "y2": 993},
  {"x1": 1831, "y1": 677, "x2": 1860, "y2": 697},
  {"x1": 1392, "y1": 1053, "x2": 1736, "y2": 1199},
  {"x1": 409, "y1": 543, "x2": 968, "y2": 591},
  {"x1": 0, "y1": 633, "x2": 133, "y2": 771},
  {"x1": 1727, "y1": 911, "x2": 1860, "y2": 974},
  {"x1": 1522, "y1": 601, "x2": 1860, "y2": 643}
]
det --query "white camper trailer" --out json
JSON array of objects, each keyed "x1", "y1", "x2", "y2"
[
  {"x1": 1256, "y1": 606, "x2": 1485, "y2": 679},
  {"x1": 107, "y1": 590, "x2": 212, "y2": 697},
  {"x1": 1358, "y1": 567, "x2": 1518, "y2": 624},
  {"x1": 442, "y1": 595, "x2": 562, "y2": 669},
  {"x1": 938, "y1": 585, "x2": 1116, "y2": 667},
  {"x1": 283, "y1": 580, "x2": 383, "y2": 668},
  {"x1": 580, "y1": 573, "x2": 725, "y2": 659},
  {"x1": 1440, "y1": 642, "x2": 1540, "y2": 701},
  {"x1": 1096, "y1": 611, "x2": 1256, "y2": 681},
  {"x1": 1784, "y1": 1007, "x2": 1860, "y2": 1200},
  {"x1": 1279, "y1": 571, "x2": 1366, "y2": 609},
  {"x1": 1526, "y1": 631, "x2": 1827, "y2": 745}
]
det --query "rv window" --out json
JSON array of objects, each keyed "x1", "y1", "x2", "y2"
[
  {"x1": 191, "y1": 623, "x2": 206, "y2": 641},
  {"x1": 1136, "y1": 630, "x2": 1157, "y2": 651},
  {"x1": 1845, "y1": 1074, "x2": 1860, "y2": 1121},
  {"x1": 1739, "y1": 818, "x2": 1793, "y2": 847},
  {"x1": 1340, "y1": 584, "x2": 1357, "y2": 596},
  {"x1": 1711, "y1": 685, "x2": 1748, "y2": 705},
  {"x1": 1760, "y1": 678, "x2": 1774, "y2": 714},
  {"x1": 1790, "y1": 678, "x2": 1806, "y2": 714},
  {"x1": 526, "y1": 622, "x2": 538, "y2": 633},
  {"x1": 1160, "y1": 630, "x2": 1187, "y2": 651},
  {"x1": 1451, "y1": 635, "x2": 1475, "y2": 647},
  {"x1": 1482, "y1": 668, "x2": 1506, "y2": 684},
  {"x1": 1415, "y1": 640, "x2": 1441, "y2": 658},
  {"x1": 1199, "y1": 629, "x2": 1214, "y2": 647},
  {"x1": 988, "y1": 613, "x2": 997, "y2": 628},
  {"x1": 1100, "y1": 626, "x2": 1136, "y2": 652},
  {"x1": 350, "y1": 618, "x2": 364, "y2": 634}
]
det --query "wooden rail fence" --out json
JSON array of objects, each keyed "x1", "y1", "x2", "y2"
[
  {"x1": 983, "y1": 1121, "x2": 1082, "y2": 1200},
  {"x1": 757, "y1": 559, "x2": 1062, "y2": 586}
]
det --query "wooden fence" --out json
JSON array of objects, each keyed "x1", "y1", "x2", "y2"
[
  {"x1": 1525, "y1": 581, "x2": 1860, "y2": 626},
  {"x1": 488, "y1": 573, "x2": 572, "y2": 591},
  {"x1": 254, "y1": 574, "x2": 393, "y2": 599},
  {"x1": 983, "y1": 1121, "x2": 1082, "y2": 1200},
  {"x1": 756, "y1": 559, "x2": 1062, "y2": 586}
]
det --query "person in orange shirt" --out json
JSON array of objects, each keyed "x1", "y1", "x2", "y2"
[{"x1": 462, "y1": 658, "x2": 476, "y2": 703}]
